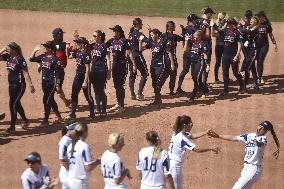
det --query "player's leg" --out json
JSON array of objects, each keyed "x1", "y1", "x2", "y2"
[
  {"x1": 221, "y1": 54, "x2": 230, "y2": 95},
  {"x1": 189, "y1": 61, "x2": 199, "y2": 101},
  {"x1": 214, "y1": 44, "x2": 224, "y2": 82},
  {"x1": 49, "y1": 80, "x2": 61, "y2": 122},
  {"x1": 170, "y1": 164, "x2": 183, "y2": 189},
  {"x1": 232, "y1": 164, "x2": 261, "y2": 189},
  {"x1": 244, "y1": 49, "x2": 256, "y2": 89},
  {"x1": 111, "y1": 64, "x2": 120, "y2": 110},
  {"x1": 202, "y1": 44, "x2": 212, "y2": 84},
  {"x1": 57, "y1": 68, "x2": 70, "y2": 107},
  {"x1": 82, "y1": 79, "x2": 95, "y2": 119},
  {"x1": 128, "y1": 57, "x2": 137, "y2": 99},
  {"x1": 15, "y1": 82, "x2": 29, "y2": 128},
  {"x1": 137, "y1": 55, "x2": 148, "y2": 99},
  {"x1": 169, "y1": 58, "x2": 178, "y2": 95},
  {"x1": 41, "y1": 80, "x2": 53, "y2": 126},
  {"x1": 231, "y1": 58, "x2": 244, "y2": 92},
  {"x1": 70, "y1": 75, "x2": 83, "y2": 118},
  {"x1": 256, "y1": 44, "x2": 269, "y2": 83},
  {"x1": 176, "y1": 51, "x2": 191, "y2": 93}
]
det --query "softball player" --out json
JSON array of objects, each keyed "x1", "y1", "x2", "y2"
[
  {"x1": 68, "y1": 37, "x2": 95, "y2": 119},
  {"x1": 0, "y1": 42, "x2": 35, "y2": 133},
  {"x1": 30, "y1": 41, "x2": 62, "y2": 127},
  {"x1": 208, "y1": 120, "x2": 280, "y2": 189},
  {"x1": 239, "y1": 17, "x2": 259, "y2": 90},
  {"x1": 176, "y1": 14, "x2": 199, "y2": 94},
  {"x1": 212, "y1": 12, "x2": 227, "y2": 83},
  {"x1": 21, "y1": 152, "x2": 59, "y2": 189},
  {"x1": 255, "y1": 11, "x2": 278, "y2": 84},
  {"x1": 107, "y1": 25, "x2": 137, "y2": 113},
  {"x1": 58, "y1": 120, "x2": 77, "y2": 189},
  {"x1": 101, "y1": 133, "x2": 132, "y2": 189},
  {"x1": 136, "y1": 131, "x2": 175, "y2": 189},
  {"x1": 184, "y1": 30, "x2": 210, "y2": 103},
  {"x1": 52, "y1": 28, "x2": 71, "y2": 107},
  {"x1": 139, "y1": 29, "x2": 174, "y2": 106},
  {"x1": 218, "y1": 18, "x2": 245, "y2": 96},
  {"x1": 168, "y1": 115, "x2": 220, "y2": 189},
  {"x1": 163, "y1": 21, "x2": 184, "y2": 96},
  {"x1": 67, "y1": 122, "x2": 101, "y2": 189},
  {"x1": 128, "y1": 18, "x2": 149, "y2": 100},
  {"x1": 90, "y1": 30, "x2": 111, "y2": 117}
]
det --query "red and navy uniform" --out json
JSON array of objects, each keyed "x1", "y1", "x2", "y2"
[
  {"x1": 221, "y1": 29, "x2": 244, "y2": 93},
  {"x1": 240, "y1": 27, "x2": 259, "y2": 88},
  {"x1": 70, "y1": 49, "x2": 94, "y2": 118},
  {"x1": 30, "y1": 54, "x2": 61, "y2": 122},
  {"x1": 128, "y1": 29, "x2": 149, "y2": 97},
  {"x1": 177, "y1": 25, "x2": 196, "y2": 91},
  {"x1": 162, "y1": 32, "x2": 183, "y2": 93},
  {"x1": 90, "y1": 42, "x2": 108, "y2": 114},
  {"x1": 52, "y1": 40, "x2": 67, "y2": 87},
  {"x1": 1, "y1": 53, "x2": 28, "y2": 130},
  {"x1": 188, "y1": 40, "x2": 209, "y2": 100},
  {"x1": 255, "y1": 21, "x2": 273, "y2": 81},
  {"x1": 145, "y1": 38, "x2": 171, "y2": 103},
  {"x1": 214, "y1": 21, "x2": 226, "y2": 81},
  {"x1": 106, "y1": 37, "x2": 130, "y2": 108}
]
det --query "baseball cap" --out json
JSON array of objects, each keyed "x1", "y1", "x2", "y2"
[
  {"x1": 66, "y1": 122, "x2": 77, "y2": 130},
  {"x1": 52, "y1": 28, "x2": 65, "y2": 36},
  {"x1": 245, "y1": 10, "x2": 253, "y2": 17},
  {"x1": 260, "y1": 120, "x2": 272, "y2": 130},
  {"x1": 73, "y1": 36, "x2": 89, "y2": 44},
  {"x1": 109, "y1": 25, "x2": 124, "y2": 33},
  {"x1": 41, "y1": 41, "x2": 55, "y2": 50},
  {"x1": 255, "y1": 11, "x2": 266, "y2": 17},
  {"x1": 7, "y1": 42, "x2": 21, "y2": 51},
  {"x1": 24, "y1": 152, "x2": 41, "y2": 163},
  {"x1": 187, "y1": 14, "x2": 199, "y2": 22},
  {"x1": 203, "y1": 7, "x2": 215, "y2": 14}
]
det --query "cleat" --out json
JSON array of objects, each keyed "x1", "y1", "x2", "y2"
[{"x1": 136, "y1": 94, "x2": 145, "y2": 101}]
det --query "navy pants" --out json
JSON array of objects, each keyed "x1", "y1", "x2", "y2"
[
  {"x1": 128, "y1": 54, "x2": 148, "y2": 96},
  {"x1": 151, "y1": 64, "x2": 170, "y2": 103},
  {"x1": 214, "y1": 44, "x2": 224, "y2": 81},
  {"x1": 71, "y1": 73, "x2": 94, "y2": 116},
  {"x1": 243, "y1": 48, "x2": 258, "y2": 87},
  {"x1": 91, "y1": 69, "x2": 107, "y2": 114},
  {"x1": 57, "y1": 67, "x2": 65, "y2": 87},
  {"x1": 222, "y1": 54, "x2": 244, "y2": 92},
  {"x1": 169, "y1": 58, "x2": 178, "y2": 93},
  {"x1": 256, "y1": 44, "x2": 269, "y2": 80},
  {"x1": 42, "y1": 78, "x2": 60, "y2": 121},
  {"x1": 241, "y1": 47, "x2": 248, "y2": 72},
  {"x1": 113, "y1": 62, "x2": 127, "y2": 108},
  {"x1": 190, "y1": 60, "x2": 209, "y2": 100},
  {"x1": 202, "y1": 44, "x2": 212, "y2": 84},
  {"x1": 9, "y1": 82, "x2": 27, "y2": 129},
  {"x1": 177, "y1": 51, "x2": 191, "y2": 90}
]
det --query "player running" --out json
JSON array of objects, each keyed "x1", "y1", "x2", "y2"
[
  {"x1": 168, "y1": 115, "x2": 220, "y2": 189},
  {"x1": 101, "y1": 133, "x2": 132, "y2": 188},
  {"x1": 21, "y1": 152, "x2": 59, "y2": 189},
  {"x1": 208, "y1": 120, "x2": 280, "y2": 189},
  {"x1": 0, "y1": 42, "x2": 35, "y2": 133},
  {"x1": 136, "y1": 131, "x2": 175, "y2": 189}
]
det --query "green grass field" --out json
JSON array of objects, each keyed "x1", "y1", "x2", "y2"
[{"x1": 0, "y1": 0, "x2": 283, "y2": 21}]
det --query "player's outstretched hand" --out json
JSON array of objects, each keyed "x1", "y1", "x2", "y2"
[
  {"x1": 207, "y1": 129, "x2": 219, "y2": 138},
  {"x1": 273, "y1": 149, "x2": 279, "y2": 160}
]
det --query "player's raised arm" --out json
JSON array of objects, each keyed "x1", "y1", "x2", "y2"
[{"x1": 208, "y1": 130, "x2": 239, "y2": 141}]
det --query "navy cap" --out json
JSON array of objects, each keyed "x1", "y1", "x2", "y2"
[
  {"x1": 8, "y1": 42, "x2": 20, "y2": 51},
  {"x1": 109, "y1": 25, "x2": 123, "y2": 33},
  {"x1": 255, "y1": 11, "x2": 266, "y2": 17},
  {"x1": 24, "y1": 153, "x2": 41, "y2": 163},
  {"x1": 260, "y1": 121, "x2": 272, "y2": 130},
  {"x1": 52, "y1": 28, "x2": 65, "y2": 36}
]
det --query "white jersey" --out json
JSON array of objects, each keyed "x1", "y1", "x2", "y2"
[
  {"x1": 101, "y1": 149, "x2": 127, "y2": 188},
  {"x1": 67, "y1": 139, "x2": 94, "y2": 180},
  {"x1": 21, "y1": 164, "x2": 49, "y2": 189},
  {"x1": 136, "y1": 146, "x2": 170, "y2": 187},
  {"x1": 168, "y1": 132, "x2": 196, "y2": 165},
  {"x1": 58, "y1": 135, "x2": 72, "y2": 188},
  {"x1": 237, "y1": 133, "x2": 267, "y2": 166}
]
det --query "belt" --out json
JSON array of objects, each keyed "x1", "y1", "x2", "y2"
[{"x1": 244, "y1": 161, "x2": 261, "y2": 167}]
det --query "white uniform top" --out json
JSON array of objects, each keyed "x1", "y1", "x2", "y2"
[
  {"x1": 168, "y1": 132, "x2": 196, "y2": 166},
  {"x1": 21, "y1": 164, "x2": 49, "y2": 189},
  {"x1": 58, "y1": 135, "x2": 72, "y2": 177},
  {"x1": 67, "y1": 139, "x2": 94, "y2": 180},
  {"x1": 101, "y1": 149, "x2": 127, "y2": 188},
  {"x1": 237, "y1": 133, "x2": 267, "y2": 166},
  {"x1": 136, "y1": 146, "x2": 171, "y2": 187}
]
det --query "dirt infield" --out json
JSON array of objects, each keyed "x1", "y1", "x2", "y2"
[{"x1": 0, "y1": 9, "x2": 283, "y2": 189}]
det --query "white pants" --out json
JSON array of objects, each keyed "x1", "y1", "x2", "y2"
[
  {"x1": 68, "y1": 177, "x2": 89, "y2": 189},
  {"x1": 232, "y1": 163, "x2": 262, "y2": 189},
  {"x1": 169, "y1": 163, "x2": 183, "y2": 189},
  {"x1": 59, "y1": 166, "x2": 70, "y2": 189},
  {"x1": 104, "y1": 184, "x2": 127, "y2": 189},
  {"x1": 140, "y1": 183, "x2": 166, "y2": 189}
]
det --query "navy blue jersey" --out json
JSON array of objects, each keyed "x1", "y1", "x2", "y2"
[
  {"x1": 240, "y1": 27, "x2": 258, "y2": 48},
  {"x1": 71, "y1": 49, "x2": 90, "y2": 74},
  {"x1": 2, "y1": 53, "x2": 27, "y2": 84},
  {"x1": 162, "y1": 33, "x2": 184, "y2": 57},
  {"x1": 91, "y1": 42, "x2": 108, "y2": 70},
  {"x1": 256, "y1": 22, "x2": 272, "y2": 46},
  {"x1": 30, "y1": 54, "x2": 60, "y2": 81},
  {"x1": 146, "y1": 38, "x2": 170, "y2": 66},
  {"x1": 215, "y1": 21, "x2": 226, "y2": 45},
  {"x1": 128, "y1": 29, "x2": 145, "y2": 54},
  {"x1": 188, "y1": 41, "x2": 208, "y2": 62},
  {"x1": 222, "y1": 29, "x2": 243, "y2": 55},
  {"x1": 106, "y1": 38, "x2": 130, "y2": 64},
  {"x1": 181, "y1": 25, "x2": 196, "y2": 37}
]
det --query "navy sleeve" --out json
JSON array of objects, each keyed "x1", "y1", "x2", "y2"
[
  {"x1": 145, "y1": 40, "x2": 152, "y2": 49},
  {"x1": 267, "y1": 24, "x2": 273, "y2": 33},
  {"x1": 174, "y1": 34, "x2": 184, "y2": 42},
  {"x1": 19, "y1": 57, "x2": 28, "y2": 70},
  {"x1": 106, "y1": 39, "x2": 113, "y2": 48},
  {"x1": 1, "y1": 53, "x2": 10, "y2": 61},
  {"x1": 29, "y1": 54, "x2": 44, "y2": 63},
  {"x1": 237, "y1": 32, "x2": 243, "y2": 42},
  {"x1": 124, "y1": 39, "x2": 131, "y2": 50}
]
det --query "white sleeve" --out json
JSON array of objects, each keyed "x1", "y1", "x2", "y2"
[
  {"x1": 237, "y1": 133, "x2": 249, "y2": 143},
  {"x1": 21, "y1": 175, "x2": 33, "y2": 189},
  {"x1": 113, "y1": 159, "x2": 123, "y2": 179},
  {"x1": 256, "y1": 136, "x2": 267, "y2": 145},
  {"x1": 181, "y1": 138, "x2": 196, "y2": 151},
  {"x1": 136, "y1": 151, "x2": 142, "y2": 171},
  {"x1": 82, "y1": 144, "x2": 93, "y2": 165},
  {"x1": 58, "y1": 142, "x2": 68, "y2": 160},
  {"x1": 161, "y1": 151, "x2": 171, "y2": 176}
]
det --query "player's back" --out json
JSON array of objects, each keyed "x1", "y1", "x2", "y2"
[{"x1": 136, "y1": 146, "x2": 170, "y2": 187}]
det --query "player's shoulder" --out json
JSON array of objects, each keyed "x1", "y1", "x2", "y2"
[
  {"x1": 21, "y1": 168, "x2": 32, "y2": 179},
  {"x1": 59, "y1": 135, "x2": 72, "y2": 145}
]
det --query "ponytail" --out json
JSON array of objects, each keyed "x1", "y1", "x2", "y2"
[
  {"x1": 146, "y1": 131, "x2": 162, "y2": 160},
  {"x1": 270, "y1": 126, "x2": 280, "y2": 159},
  {"x1": 174, "y1": 115, "x2": 192, "y2": 134},
  {"x1": 69, "y1": 122, "x2": 88, "y2": 157}
]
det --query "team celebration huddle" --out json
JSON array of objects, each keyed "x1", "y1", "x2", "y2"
[{"x1": 0, "y1": 5, "x2": 281, "y2": 189}]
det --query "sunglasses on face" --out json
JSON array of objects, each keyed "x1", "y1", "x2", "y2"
[{"x1": 27, "y1": 161, "x2": 36, "y2": 165}]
